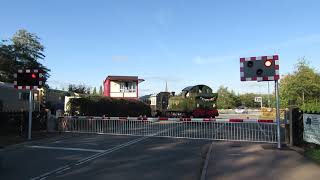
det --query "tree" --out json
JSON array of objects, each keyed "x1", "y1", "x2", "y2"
[
  {"x1": 216, "y1": 86, "x2": 241, "y2": 109},
  {"x1": 99, "y1": 85, "x2": 103, "y2": 95},
  {"x1": 68, "y1": 84, "x2": 91, "y2": 94},
  {"x1": 92, "y1": 87, "x2": 97, "y2": 95},
  {"x1": 239, "y1": 93, "x2": 275, "y2": 108},
  {"x1": 0, "y1": 29, "x2": 50, "y2": 83},
  {"x1": 280, "y1": 59, "x2": 320, "y2": 107}
]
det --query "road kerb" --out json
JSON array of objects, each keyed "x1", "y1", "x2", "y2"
[{"x1": 200, "y1": 141, "x2": 214, "y2": 180}]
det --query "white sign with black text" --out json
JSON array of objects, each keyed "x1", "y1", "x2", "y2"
[{"x1": 303, "y1": 113, "x2": 320, "y2": 145}]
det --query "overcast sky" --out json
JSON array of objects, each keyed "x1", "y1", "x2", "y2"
[{"x1": 1, "y1": 0, "x2": 320, "y2": 95}]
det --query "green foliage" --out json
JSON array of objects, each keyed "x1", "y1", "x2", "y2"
[
  {"x1": 216, "y1": 86, "x2": 241, "y2": 109},
  {"x1": 239, "y1": 93, "x2": 275, "y2": 108},
  {"x1": 92, "y1": 87, "x2": 97, "y2": 95},
  {"x1": 99, "y1": 85, "x2": 103, "y2": 95},
  {"x1": 300, "y1": 101, "x2": 320, "y2": 114},
  {"x1": 0, "y1": 29, "x2": 50, "y2": 83},
  {"x1": 280, "y1": 59, "x2": 320, "y2": 108},
  {"x1": 67, "y1": 96, "x2": 151, "y2": 116},
  {"x1": 68, "y1": 84, "x2": 91, "y2": 94},
  {"x1": 305, "y1": 148, "x2": 320, "y2": 163}
]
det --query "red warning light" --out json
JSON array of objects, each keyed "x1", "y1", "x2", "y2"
[
  {"x1": 31, "y1": 73, "x2": 37, "y2": 79},
  {"x1": 265, "y1": 60, "x2": 272, "y2": 67}
]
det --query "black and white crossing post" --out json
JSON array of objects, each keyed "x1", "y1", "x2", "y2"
[{"x1": 240, "y1": 55, "x2": 281, "y2": 148}]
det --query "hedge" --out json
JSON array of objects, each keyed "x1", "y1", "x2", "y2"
[
  {"x1": 301, "y1": 101, "x2": 320, "y2": 114},
  {"x1": 67, "y1": 96, "x2": 151, "y2": 116}
]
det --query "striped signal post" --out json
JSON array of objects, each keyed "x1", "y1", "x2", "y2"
[
  {"x1": 240, "y1": 55, "x2": 281, "y2": 149},
  {"x1": 14, "y1": 69, "x2": 45, "y2": 140}
]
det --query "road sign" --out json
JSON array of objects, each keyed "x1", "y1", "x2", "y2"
[
  {"x1": 240, "y1": 55, "x2": 279, "y2": 81},
  {"x1": 14, "y1": 69, "x2": 44, "y2": 90},
  {"x1": 255, "y1": 97, "x2": 262, "y2": 103}
]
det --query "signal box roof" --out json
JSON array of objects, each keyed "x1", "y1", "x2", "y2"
[{"x1": 104, "y1": 76, "x2": 145, "y2": 83}]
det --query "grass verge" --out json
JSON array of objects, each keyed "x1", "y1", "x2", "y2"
[{"x1": 305, "y1": 148, "x2": 320, "y2": 164}]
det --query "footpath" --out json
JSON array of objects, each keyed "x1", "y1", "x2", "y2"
[{"x1": 203, "y1": 141, "x2": 320, "y2": 180}]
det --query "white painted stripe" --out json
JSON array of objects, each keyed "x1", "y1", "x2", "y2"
[
  {"x1": 275, "y1": 60, "x2": 279, "y2": 65},
  {"x1": 257, "y1": 77, "x2": 263, "y2": 81},
  {"x1": 267, "y1": 56, "x2": 273, "y2": 59},
  {"x1": 33, "y1": 86, "x2": 38, "y2": 89},
  {"x1": 246, "y1": 77, "x2": 252, "y2": 81},
  {"x1": 18, "y1": 86, "x2": 23, "y2": 90},
  {"x1": 215, "y1": 119, "x2": 230, "y2": 122},
  {"x1": 256, "y1": 56, "x2": 262, "y2": 60},
  {"x1": 28, "y1": 145, "x2": 105, "y2": 153},
  {"x1": 18, "y1": 69, "x2": 23, "y2": 73},
  {"x1": 240, "y1": 62, "x2": 244, "y2": 68},
  {"x1": 268, "y1": 76, "x2": 275, "y2": 81},
  {"x1": 240, "y1": 72, "x2": 244, "y2": 77},
  {"x1": 275, "y1": 70, "x2": 279, "y2": 75},
  {"x1": 14, "y1": 81, "x2": 17, "y2": 85},
  {"x1": 39, "y1": 73, "x2": 43, "y2": 78},
  {"x1": 245, "y1": 57, "x2": 251, "y2": 61},
  {"x1": 75, "y1": 136, "x2": 149, "y2": 165},
  {"x1": 26, "y1": 86, "x2": 30, "y2": 89},
  {"x1": 34, "y1": 69, "x2": 39, "y2": 73},
  {"x1": 30, "y1": 165, "x2": 70, "y2": 180},
  {"x1": 26, "y1": 69, "x2": 31, "y2": 73}
]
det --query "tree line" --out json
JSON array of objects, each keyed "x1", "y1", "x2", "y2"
[{"x1": 216, "y1": 86, "x2": 275, "y2": 109}]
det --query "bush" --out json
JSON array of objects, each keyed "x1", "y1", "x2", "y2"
[
  {"x1": 67, "y1": 96, "x2": 151, "y2": 116},
  {"x1": 301, "y1": 101, "x2": 320, "y2": 114}
]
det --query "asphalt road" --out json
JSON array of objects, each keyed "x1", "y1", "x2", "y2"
[{"x1": 0, "y1": 134, "x2": 211, "y2": 180}]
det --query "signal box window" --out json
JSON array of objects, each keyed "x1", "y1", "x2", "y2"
[{"x1": 120, "y1": 82, "x2": 136, "y2": 92}]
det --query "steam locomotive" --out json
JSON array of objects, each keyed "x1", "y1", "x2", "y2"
[{"x1": 143, "y1": 85, "x2": 219, "y2": 118}]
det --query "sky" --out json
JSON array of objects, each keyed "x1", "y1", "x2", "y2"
[{"x1": 1, "y1": 0, "x2": 320, "y2": 96}]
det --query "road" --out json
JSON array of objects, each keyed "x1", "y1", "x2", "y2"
[{"x1": 0, "y1": 134, "x2": 211, "y2": 180}]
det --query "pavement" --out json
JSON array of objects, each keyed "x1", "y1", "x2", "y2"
[{"x1": 204, "y1": 141, "x2": 320, "y2": 180}]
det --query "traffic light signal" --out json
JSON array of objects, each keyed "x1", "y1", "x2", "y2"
[
  {"x1": 240, "y1": 55, "x2": 279, "y2": 81},
  {"x1": 14, "y1": 69, "x2": 44, "y2": 90}
]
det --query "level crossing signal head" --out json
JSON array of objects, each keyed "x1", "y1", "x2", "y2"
[
  {"x1": 14, "y1": 69, "x2": 44, "y2": 90},
  {"x1": 240, "y1": 55, "x2": 280, "y2": 81}
]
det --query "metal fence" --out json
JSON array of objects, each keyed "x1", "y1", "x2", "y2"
[{"x1": 59, "y1": 117, "x2": 277, "y2": 143}]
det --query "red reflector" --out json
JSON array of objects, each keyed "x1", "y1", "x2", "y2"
[
  {"x1": 31, "y1": 73, "x2": 37, "y2": 79},
  {"x1": 258, "y1": 120, "x2": 274, "y2": 123},
  {"x1": 229, "y1": 119, "x2": 243, "y2": 122}
]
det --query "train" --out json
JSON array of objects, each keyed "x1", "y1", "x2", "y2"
[{"x1": 141, "y1": 85, "x2": 219, "y2": 118}]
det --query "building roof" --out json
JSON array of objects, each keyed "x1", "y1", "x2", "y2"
[{"x1": 104, "y1": 76, "x2": 145, "y2": 83}]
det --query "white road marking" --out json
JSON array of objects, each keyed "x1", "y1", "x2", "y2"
[
  {"x1": 30, "y1": 136, "x2": 150, "y2": 180},
  {"x1": 30, "y1": 165, "x2": 70, "y2": 180},
  {"x1": 28, "y1": 145, "x2": 105, "y2": 153},
  {"x1": 56, "y1": 167, "x2": 71, "y2": 174},
  {"x1": 75, "y1": 136, "x2": 149, "y2": 165}
]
